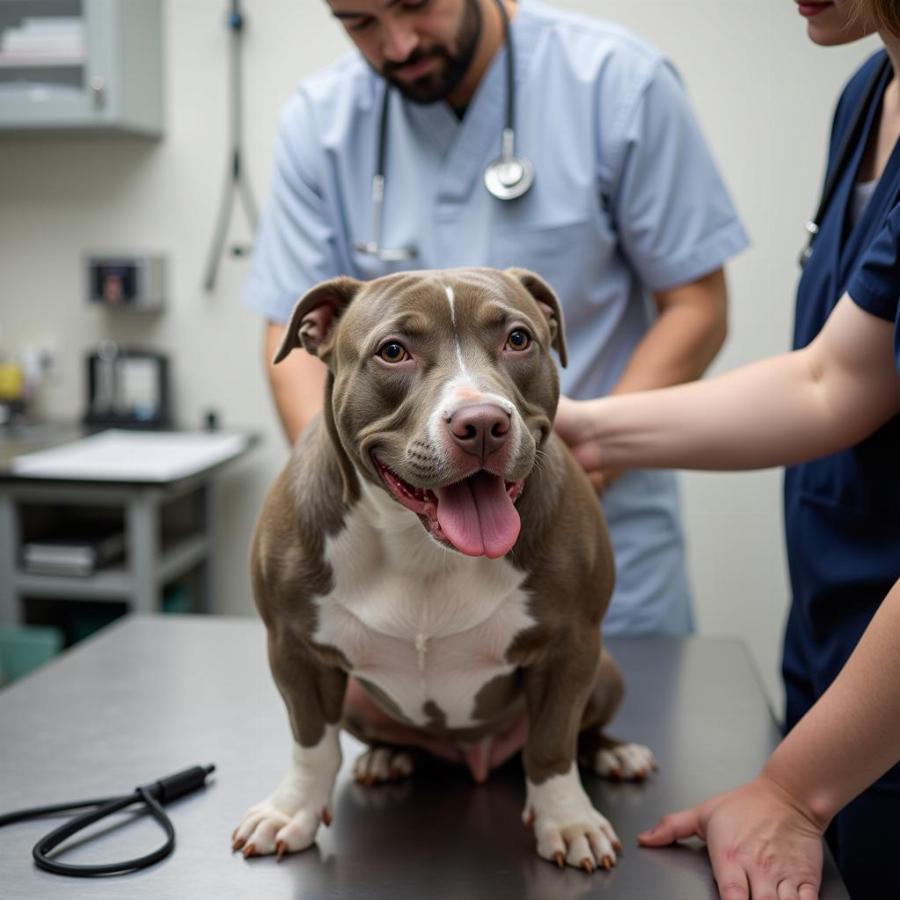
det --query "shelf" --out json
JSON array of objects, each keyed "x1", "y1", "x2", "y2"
[
  {"x1": 13, "y1": 532, "x2": 210, "y2": 600},
  {"x1": 0, "y1": 56, "x2": 85, "y2": 69},
  {"x1": 14, "y1": 566, "x2": 130, "y2": 600},
  {"x1": 159, "y1": 533, "x2": 209, "y2": 585}
]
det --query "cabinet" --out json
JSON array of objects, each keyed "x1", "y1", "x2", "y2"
[
  {"x1": 0, "y1": 0, "x2": 163, "y2": 136},
  {"x1": 0, "y1": 425, "x2": 256, "y2": 631},
  {"x1": 0, "y1": 475, "x2": 217, "y2": 629}
]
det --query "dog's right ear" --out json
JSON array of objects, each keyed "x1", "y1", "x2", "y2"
[
  {"x1": 272, "y1": 276, "x2": 362, "y2": 364},
  {"x1": 504, "y1": 268, "x2": 568, "y2": 368}
]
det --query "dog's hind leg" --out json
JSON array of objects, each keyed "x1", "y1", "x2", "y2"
[
  {"x1": 578, "y1": 649, "x2": 658, "y2": 782},
  {"x1": 579, "y1": 732, "x2": 657, "y2": 781},
  {"x1": 351, "y1": 745, "x2": 416, "y2": 785},
  {"x1": 342, "y1": 677, "x2": 469, "y2": 784}
]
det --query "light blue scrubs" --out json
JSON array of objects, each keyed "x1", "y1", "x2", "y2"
[{"x1": 244, "y1": 0, "x2": 749, "y2": 636}]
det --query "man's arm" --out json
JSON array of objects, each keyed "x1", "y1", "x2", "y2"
[
  {"x1": 264, "y1": 322, "x2": 327, "y2": 445},
  {"x1": 612, "y1": 267, "x2": 728, "y2": 395}
]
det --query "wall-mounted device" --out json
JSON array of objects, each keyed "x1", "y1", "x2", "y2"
[
  {"x1": 86, "y1": 253, "x2": 167, "y2": 311},
  {"x1": 84, "y1": 343, "x2": 171, "y2": 429}
]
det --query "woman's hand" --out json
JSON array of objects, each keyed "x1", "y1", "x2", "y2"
[
  {"x1": 638, "y1": 774, "x2": 826, "y2": 899},
  {"x1": 554, "y1": 396, "x2": 622, "y2": 492}
]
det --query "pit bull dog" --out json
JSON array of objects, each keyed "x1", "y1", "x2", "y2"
[{"x1": 233, "y1": 267, "x2": 656, "y2": 872}]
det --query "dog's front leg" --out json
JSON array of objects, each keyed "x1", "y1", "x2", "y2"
[
  {"x1": 521, "y1": 633, "x2": 622, "y2": 873},
  {"x1": 233, "y1": 632, "x2": 347, "y2": 859}
]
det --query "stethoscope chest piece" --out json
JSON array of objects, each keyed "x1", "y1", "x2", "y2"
[{"x1": 484, "y1": 152, "x2": 535, "y2": 200}]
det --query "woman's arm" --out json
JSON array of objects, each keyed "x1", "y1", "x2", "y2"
[
  {"x1": 555, "y1": 295, "x2": 900, "y2": 475},
  {"x1": 638, "y1": 575, "x2": 900, "y2": 899}
]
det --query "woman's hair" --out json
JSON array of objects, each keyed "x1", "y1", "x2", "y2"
[{"x1": 857, "y1": 0, "x2": 900, "y2": 36}]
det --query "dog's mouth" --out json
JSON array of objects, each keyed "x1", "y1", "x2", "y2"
[{"x1": 372, "y1": 454, "x2": 524, "y2": 559}]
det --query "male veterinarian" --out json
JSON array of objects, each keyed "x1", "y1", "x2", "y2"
[{"x1": 243, "y1": 0, "x2": 748, "y2": 636}]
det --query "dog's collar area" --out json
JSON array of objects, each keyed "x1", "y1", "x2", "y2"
[{"x1": 371, "y1": 453, "x2": 523, "y2": 558}]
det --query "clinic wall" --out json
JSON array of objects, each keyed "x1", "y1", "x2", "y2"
[{"x1": 0, "y1": 1, "x2": 878, "y2": 712}]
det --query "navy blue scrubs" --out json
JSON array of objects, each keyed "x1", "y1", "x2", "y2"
[{"x1": 786, "y1": 50, "x2": 900, "y2": 900}]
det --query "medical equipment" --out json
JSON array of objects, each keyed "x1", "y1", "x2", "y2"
[
  {"x1": 203, "y1": 0, "x2": 259, "y2": 291},
  {"x1": 84, "y1": 344, "x2": 171, "y2": 429},
  {"x1": 86, "y1": 253, "x2": 167, "y2": 311},
  {"x1": 800, "y1": 55, "x2": 891, "y2": 268},
  {"x1": 356, "y1": 0, "x2": 534, "y2": 261},
  {"x1": 482, "y1": 0, "x2": 534, "y2": 201},
  {"x1": 0, "y1": 763, "x2": 215, "y2": 877}
]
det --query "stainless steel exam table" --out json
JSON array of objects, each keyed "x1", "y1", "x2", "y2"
[{"x1": 0, "y1": 615, "x2": 848, "y2": 899}]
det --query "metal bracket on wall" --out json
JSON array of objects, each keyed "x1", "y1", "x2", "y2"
[{"x1": 202, "y1": 0, "x2": 259, "y2": 293}]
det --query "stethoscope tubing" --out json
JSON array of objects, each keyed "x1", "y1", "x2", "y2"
[
  {"x1": 360, "y1": 0, "x2": 533, "y2": 260},
  {"x1": 799, "y1": 54, "x2": 892, "y2": 267}
]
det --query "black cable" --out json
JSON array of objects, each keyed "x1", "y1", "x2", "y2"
[
  {"x1": 203, "y1": 0, "x2": 259, "y2": 291},
  {"x1": 0, "y1": 764, "x2": 215, "y2": 878}
]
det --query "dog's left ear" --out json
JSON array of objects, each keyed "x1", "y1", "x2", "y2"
[
  {"x1": 273, "y1": 276, "x2": 363, "y2": 364},
  {"x1": 505, "y1": 268, "x2": 568, "y2": 368}
]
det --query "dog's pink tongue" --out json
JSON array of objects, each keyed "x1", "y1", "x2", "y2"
[{"x1": 435, "y1": 472, "x2": 520, "y2": 559}]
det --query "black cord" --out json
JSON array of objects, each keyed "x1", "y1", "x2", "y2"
[
  {"x1": 203, "y1": 0, "x2": 259, "y2": 291},
  {"x1": 0, "y1": 764, "x2": 215, "y2": 878}
]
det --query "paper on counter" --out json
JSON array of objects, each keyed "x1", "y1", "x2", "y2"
[{"x1": 11, "y1": 429, "x2": 250, "y2": 482}]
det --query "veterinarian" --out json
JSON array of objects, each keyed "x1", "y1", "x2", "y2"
[
  {"x1": 555, "y1": 3, "x2": 900, "y2": 895},
  {"x1": 243, "y1": 0, "x2": 748, "y2": 638}
]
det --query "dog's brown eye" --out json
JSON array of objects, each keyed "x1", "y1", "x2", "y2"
[
  {"x1": 506, "y1": 329, "x2": 531, "y2": 352},
  {"x1": 377, "y1": 341, "x2": 409, "y2": 363}
]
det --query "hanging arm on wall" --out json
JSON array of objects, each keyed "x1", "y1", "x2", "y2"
[{"x1": 203, "y1": 0, "x2": 259, "y2": 293}]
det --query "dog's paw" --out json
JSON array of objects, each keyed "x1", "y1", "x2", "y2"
[
  {"x1": 232, "y1": 797, "x2": 331, "y2": 859},
  {"x1": 353, "y1": 746, "x2": 415, "y2": 785},
  {"x1": 591, "y1": 740, "x2": 657, "y2": 782},
  {"x1": 579, "y1": 731, "x2": 657, "y2": 782},
  {"x1": 523, "y1": 766, "x2": 622, "y2": 872}
]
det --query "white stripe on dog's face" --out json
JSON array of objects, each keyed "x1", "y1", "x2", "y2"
[
  {"x1": 428, "y1": 282, "x2": 522, "y2": 463},
  {"x1": 444, "y1": 284, "x2": 470, "y2": 380}
]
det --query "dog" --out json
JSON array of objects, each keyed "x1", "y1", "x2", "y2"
[{"x1": 232, "y1": 267, "x2": 656, "y2": 872}]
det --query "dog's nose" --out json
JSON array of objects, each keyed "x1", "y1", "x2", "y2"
[{"x1": 447, "y1": 403, "x2": 511, "y2": 460}]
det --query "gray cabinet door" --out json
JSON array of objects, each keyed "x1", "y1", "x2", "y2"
[{"x1": 0, "y1": 0, "x2": 162, "y2": 135}]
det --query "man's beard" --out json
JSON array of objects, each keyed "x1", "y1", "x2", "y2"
[{"x1": 379, "y1": 0, "x2": 482, "y2": 104}]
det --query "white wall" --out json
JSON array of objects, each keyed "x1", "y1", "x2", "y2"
[{"x1": 0, "y1": 1, "x2": 878, "y2": 711}]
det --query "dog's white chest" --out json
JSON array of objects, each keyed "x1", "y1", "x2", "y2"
[{"x1": 312, "y1": 495, "x2": 535, "y2": 729}]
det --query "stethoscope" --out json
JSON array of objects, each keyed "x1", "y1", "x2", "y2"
[
  {"x1": 355, "y1": 0, "x2": 534, "y2": 262},
  {"x1": 800, "y1": 54, "x2": 892, "y2": 268}
]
